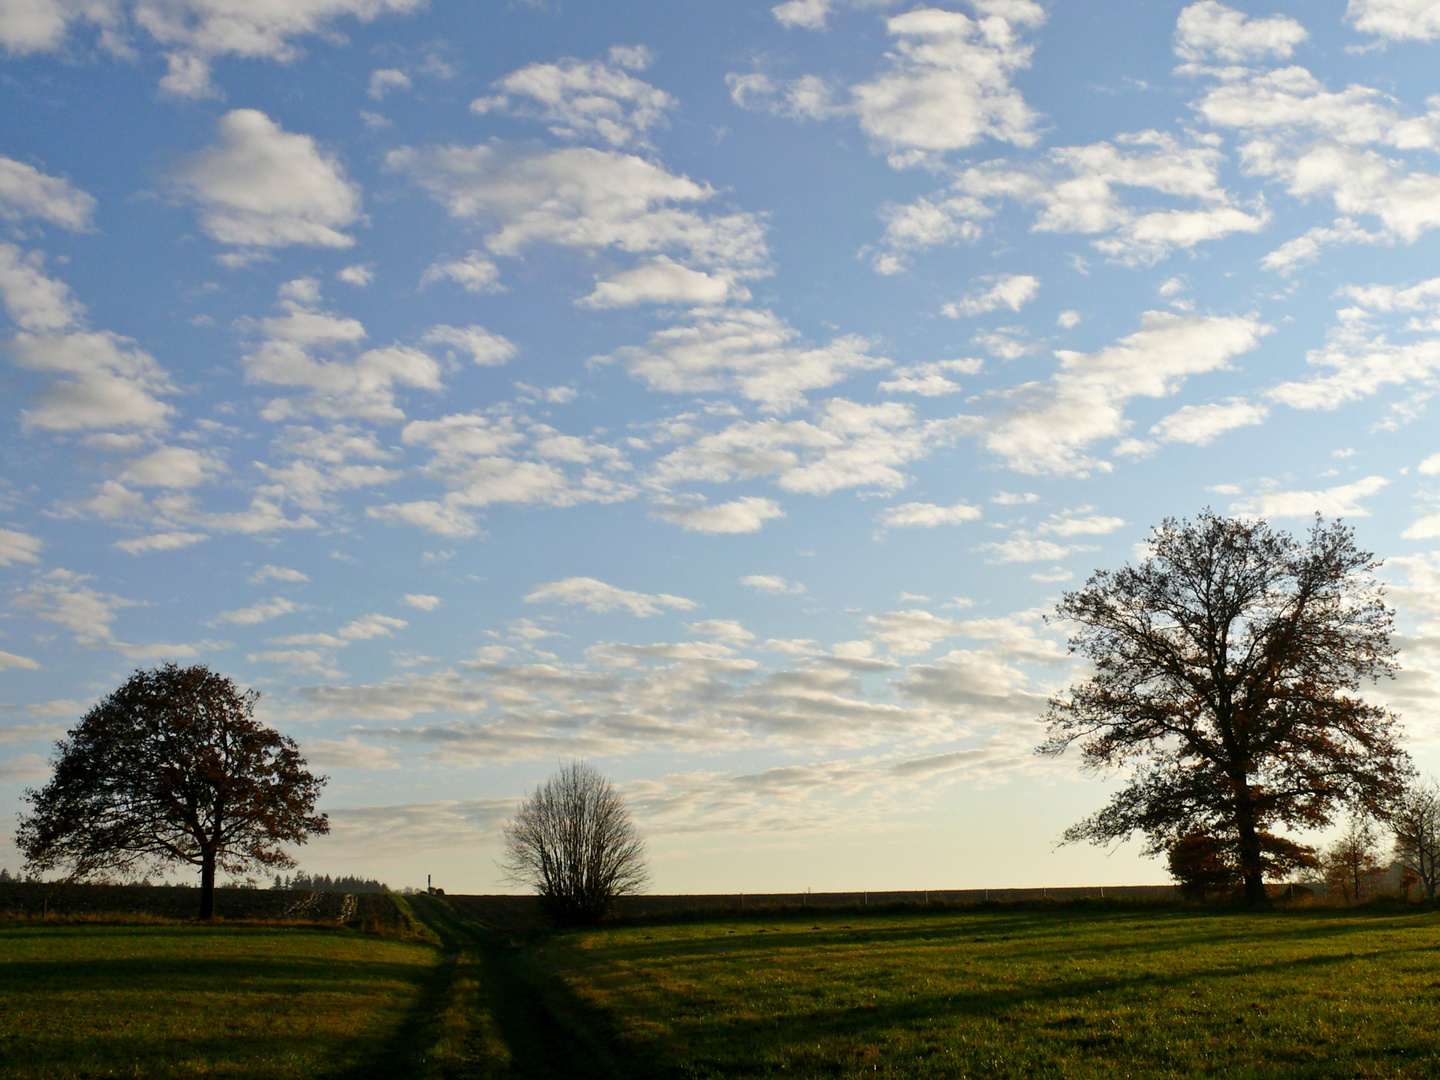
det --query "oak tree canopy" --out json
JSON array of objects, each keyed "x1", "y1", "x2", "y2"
[
  {"x1": 17, "y1": 663, "x2": 328, "y2": 919},
  {"x1": 1040, "y1": 511, "x2": 1410, "y2": 905}
]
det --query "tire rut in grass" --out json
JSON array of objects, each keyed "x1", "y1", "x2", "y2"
[{"x1": 405, "y1": 895, "x2": 671, "y2": 1080}]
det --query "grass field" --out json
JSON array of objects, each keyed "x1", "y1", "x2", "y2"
[
  {"x1": 5, "y1": 900, "x2": 1440, "y2": 1078},
  {"x1": 0, "y1": 921, "x2": 451, "y2": 1079},
  {"x1": 536, "y1": 905, "x2": 1440, "y2": 1079}
]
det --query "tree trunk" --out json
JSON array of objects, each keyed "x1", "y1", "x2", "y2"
[
  {"x1": 199, "y1": 849, "x2": 216, "y2": 920},
  {"x1": 1234, "y1": 800, "x2": 1267, "y2": 906}
]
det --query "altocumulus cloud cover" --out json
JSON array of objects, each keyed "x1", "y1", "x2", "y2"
[{"x1": 4, "y1": 0, "x2": 1440, "y2": 892}]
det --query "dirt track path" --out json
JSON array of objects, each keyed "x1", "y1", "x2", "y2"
[{"x1": 400, "y1": 895, "x2": 670, "y2": 1080}]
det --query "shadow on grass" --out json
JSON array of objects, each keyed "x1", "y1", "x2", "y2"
[
  {"x1": 380, "y1": 895, "x2": 678, "y2": 1080},
  {"x1": 577, "y1": 906, "x2": 1440, "y2": 972}
]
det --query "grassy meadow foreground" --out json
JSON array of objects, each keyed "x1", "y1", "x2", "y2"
[
  {"x1": 527, "y1": 904, "x2": 1440, "y2": 1079},
  {"x1": 3, "y1": 895, "x2": 1440, "y2": 1078},
  {"x1": 0, "y1": 921, "x2": 450, "y2": 1078}
]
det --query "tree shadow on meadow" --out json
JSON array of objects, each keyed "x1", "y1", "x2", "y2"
[{"x1": 347, "y1": 894, "x2": 678, "y2": 1080}]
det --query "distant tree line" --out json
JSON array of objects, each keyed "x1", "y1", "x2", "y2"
[{"x1": 271, "y1": 871, "x2": 390, "y2": 893}]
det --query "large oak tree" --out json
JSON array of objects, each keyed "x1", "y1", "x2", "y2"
[
  {"x1": 1040, "y1": 511, "x2": 1410, "y2": 905},
  {"x1": 17, "y1": 664, "x2": 328, "y2": 919}
]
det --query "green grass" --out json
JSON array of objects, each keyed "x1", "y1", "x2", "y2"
[
  {"x1": 533, "y1": 905, "x2": 1440, "y2": 1079},
  {"x1": 10, "y1": 902, "x2": 1440, "y2": 1079},
  {"x1": 0, "y1": 922, "x2": 452, "y2": 1079}
]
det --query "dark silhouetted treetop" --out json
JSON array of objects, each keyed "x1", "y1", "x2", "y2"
[
  {"x1": 1040, "y1": 511, "x2": 1411, "y2": 906},
  {"x1": 16, "y1": 663, "x2": 328, "y2": 919},
  {"x1": 502, "y1": 759, "x2": 647, "y2": 926},
  {"x1": 1390, "y1": 775, "x2": 1440, "y2": 901}
]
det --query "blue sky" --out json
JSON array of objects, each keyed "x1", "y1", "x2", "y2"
[{"x1": 5, "y1": 0, "x2": 1440, "y2": 893}]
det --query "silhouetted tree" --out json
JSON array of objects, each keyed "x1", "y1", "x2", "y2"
[
  {"x1": 1323, "y1": 814, "x2": 1385, "y2": 903},
  {"x1": 1389, "y1": 776, "x2": 1440, "y2": 901},
  {"x1": 1167, "y1": 833, "x2": 1239, "y2": 899},
  {"x1": 1041, "y1": 511, "x2": 1410, "y2": 905},
  {"x1": 16, "y1": 664, "x2": 328, "y2": 919},
  {"x1": 502, "y1": 760, "x2": 647, "y2": 926}
]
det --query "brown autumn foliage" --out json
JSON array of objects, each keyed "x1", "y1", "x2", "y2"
[
  {"x1": 16, "y1": 664, "x2": 328, "y2": 919},
  {"x1": 1042, "y1": 511, "x2": 1410, "y2": 905}
]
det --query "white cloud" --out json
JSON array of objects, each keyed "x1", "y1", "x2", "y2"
[
  {"x1": 1403, "y1": 512, "x2": 1440, "y2": 540},
  {"x1": 1174, "y1": 2, "x2": 1308, "y2": 63},
  {"x1": 0, "y1": 528, "x2": 43, "y2": 566},
  {"x1": 243, "y1": 284, "x2": 442, "y2": 422},
  {"x1": 339, "y1": 613, "x2": 407, "y2": 639},
  {"x1": 1260, "y1": 217, "x2": 1388, "y2": 275},
  {"x1": 119, "y1": 446, "x2": 225, "y2": 488},
  {"x1": 367, "y1": 67, "x2": 410, "y2": 100},
  {"x1": 252, "y1": 425, "x2": 402, "y2": 514},
  {"x1": 865, "y1": 608, "x2": 964, "y2": 656},
  {"x1": 1230, "y1": 475, "x2": 1390, "y2": 518},
  {"x1": 687, "y1": 618, "x2": 755, "y2": 645},
  {"x1": 578, "y1": 257, "x2": 740, "y2": 309},
  {"x1": 1267, "y1": 294, "x2": 1440, "y2": 410},
  {"x1": 10, "y1": 329, "x2": 174, "y2": 433},
  {"x1": 851, "y1": 3, "x2": 1046, "y2": 159},
  {"x1": 726, "y1": 72, "x2": 844, "y2": 121},
  {"x1": 419, "y1": 252, "x2": 501, "y2": 293},
  {"x1": 524, "y1": 576, "x2": 697, "y2": 617},
  {"x1": 215, "y1": 596, "x2": 297, "y2": 625},
  {"x1": 390, "y1": 143, "x2": 768, "y2": 278},
  {"x1": 402, "y1": 593, "x2": 441, "y2": 611},
  {"x1": 878, "y1": 131, "x2": 1268, "y2": 269},
  {"x1": 8, "y1": 569, "x2": 196, "y2": 657},
  {"x1": 0, "y1": 243, "x2": 84, "y2": 333},
  {"x1": 651, "y1": 496, "x2": 785, "y2": 534},
  {"x1": 737, "y1": 3, "x2": 1050, "y2": 167},
  {"x1": 979, "y1": 537, "x2": 1090, "y2": 563},
  {"x1": 1057, "y1": 310, "x2": 1081, "y2": 329},
  {"x1": 0, "y1": 0, "x2": 114, "y2": 54},
  {"x1": 990, "y1": 490, "x2": 1038, "y2": 505},
  {"x1": 1035, "y1": 508, "x2": 1126, "y2": 537},
  {"x1": 877, "y1": 358, "x2": 980, "y2": 397},
  {"x1": 941, "y1": 274, "x2": 1039, "y2": 318},
  {"x1": 773, "y1": 0, "x2": 831, "y2": 28},
  {"x1": 0, "y1": 650, "x2": 40, "y2": 671},
  {"x1": 1347, "y1": 0, "x2": 1440, "y2": 41},
  {"x1": 970, "y1": 311, "x2": 1269, "y2": 475},
  {"x1": 375, "y1": 413, "x2": 635, "y2": 528},
  {"x1": 180, "y1": 495, "x2": 317, "y2": 535},
  {"x1": 0, "y1": 155, "x2": 96, "y2": 229},
  {"x1": 1, "y1": 242, "x2": 172, "y2": 432},
  {"x1": 606, "y1": 307, "x2": 887, "y2": 413},
  {"x1": 879, "y1": 501, "x2": 981, "y2": 528},
  {"x1": 652, "y1": 398, "x2": 949, "y2": 497},
  {"x1": 1242, "y1": 142, "x2": 1440, "y2": 245},
  {"x1": 1030, "y1": 567, "x2": 1073, "y2": 583},
  {"x1": 471, "y1": 47, "x2": 674, "y2": 148},
  {"x1": 366, "y1": 499, "x2": 480, "y2": 537},
  {"x1": 337, "y1": 264, "x2": 374, "y2": 286},
  {"x1": 250, "y1": 564, "x2": 308, "y2": 583},
  {"x1": 420, "y1": 324, "x2": 515, "y2": 367},
  {"x1": 114, "y1": 530, "x2": 207, "y2": 555},
  {"x1": 1150, "y1": 398, "x2": 1269, "y2": 445},
  {"x1": 1197, "y1": 66, "x2": 1440, "y2": 153},
  {"x1": 172, "y1": 109, "x2": 363, "y2": 251},
  {"x1": 132, "y1": 0, "x2": 423, "y2": 98},
  {"x1": 247, "y1": 648, "x2": 343, "y2": 677},
  {"x1": 740, "y1": 574, "x2": 805, "y2": 594}
]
